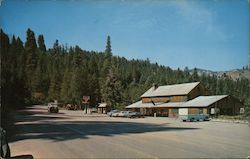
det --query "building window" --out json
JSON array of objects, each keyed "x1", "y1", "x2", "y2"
[
  {"x1": 172, "y1": 108, "x2": 178, "y2": 114},
  {"x1": 198, "y1": 108, "x2": 203, "y2": 114}
]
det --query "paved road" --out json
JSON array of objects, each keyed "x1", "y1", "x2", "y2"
[{"x1": 9, "y1": 105, "x2": 250, "y2": 158}]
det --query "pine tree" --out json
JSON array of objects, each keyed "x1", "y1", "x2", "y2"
[
  {"x1": 0, "y1": 29, "x2": 10, "y2": 54},
  {"x1": 25, "y1": 28, "x2": 38, "y2": 71},
  {"x1": 25, "y1": 28, "x2": 37, "y2": 52},
  {"x1": 48, "y1": 70, "x2": 61, "y2": 101},
  {"x1": 60, "y1": 68, "x2": 72, "y2": 103},
  {"x1": 38, "y1": 34, "x2": 46, "y2": 52},
  {"x1": 70, "y1": 68, "x2": 88, "y2": 106},
  {"x1": 101, "y1": 35, "x2": 113, "y2": 76},
  {"x1": 105, "y1": 35, "x2": 112, "y2": 57},
  {"x1": 101, "y1": 65, "x2": 123, "y2": 109},
  {"x1": 191, "y1": 68, "x2": 199, "y2": 82}
]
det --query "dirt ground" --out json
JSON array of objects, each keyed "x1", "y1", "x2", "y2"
[{"x1": 7, "y1": 105, "x2": 250, "y2": 158}]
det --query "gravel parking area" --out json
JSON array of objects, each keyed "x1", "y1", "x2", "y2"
[{"x1": 9, "y1": 105, "x2": 250, "y2": 158}]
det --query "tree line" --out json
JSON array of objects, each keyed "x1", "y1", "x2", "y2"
[{"x1": 1, "y1": 28, "x2": 250, "y2": 115}]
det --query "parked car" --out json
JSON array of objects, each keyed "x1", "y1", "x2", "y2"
[
  {"x1": 0, "y1": 127, "x2": 10, "y2": 158},
  {"x1": 48, "y1": 103, "x2": 59, "y2": 113},
  {"x1": 127, "y1": 111, "x2": 142, "y2": 118},
  {"x1": 112, "y1": 111, "x2": 142, "y2": 118},
  {"x1": 65, "y1": 104, "x2": 79, "y2": 110},
  {"x1": 179, "y1": 108, "x2": 210, "y2": 122},
  {"x1": 112, "y1": 111, "x2": 129, "y2": 117},
  {"x1": 107, "y1": 110, "x2": 119, "y2": 117},
  {"x1": 181, "y1": 114, "x2": 210, "y2": 122}
]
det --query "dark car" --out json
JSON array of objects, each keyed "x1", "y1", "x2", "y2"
[
  {"x1": 65, "y1": 104, "x2": 79, "y2": 110},
  {"x1": 0, "y1": 127, "x2": 11, "y2": 158},
  {"x1": 48, "y1": 103, "x2": 59, "y2": 113},
  {"x1": 127, "y1": 112, "x2": 142, "y2": 118}
]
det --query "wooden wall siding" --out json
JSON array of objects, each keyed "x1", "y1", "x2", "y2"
[
  {"x1": 142, "y1": 97, "x2": 170, "y2": 103},
  {"x1": 207, "y1": 96, "x2": 244, "y2": 115},
  {"x1": 203, "y1": 108, "x2": 208, "y2": 114},
  {"x1": 146, "y1": 108, "x2": 153, "y2": 115},
  {"x1": 156, "y1": 108, "x2": 169, "y2": 117},
  {"x1": 142, "y1": 96, "x2": 188, "y2": 103},
  {"x1": 188, "y1": 108, "x2": 199, "y2": 114},
  {"x1": 188, "y1": 84, "x2": 207, "y2": 100},
  {"x1": 171, "y1": 96, "x2": 188, "y2": 102}
]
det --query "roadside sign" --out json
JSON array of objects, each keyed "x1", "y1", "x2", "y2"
[{"x1": 82, "y1": 96, "x2": 90, "y2": 103}]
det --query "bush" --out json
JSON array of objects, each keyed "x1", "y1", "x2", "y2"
[{"x1": 243, "y1": 105, "x2": 250, "y2": 122}]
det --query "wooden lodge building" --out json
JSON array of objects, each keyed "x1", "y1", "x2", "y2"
[{"x1": 126, "y1": 82, "x2": 244, "y2": 117}]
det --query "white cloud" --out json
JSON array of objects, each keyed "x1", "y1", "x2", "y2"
[{"x1": 170, "y1": 0, "x2": 229, "y2": 41}]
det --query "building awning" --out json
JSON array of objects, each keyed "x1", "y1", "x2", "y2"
[
  {"x1": 126, "y1": 101, "x2": 184, "y2": 108},
  {"x1": 126, "y1": 95, "x2": 229, "y2": 109},
  {"x1": 181, "y1": 95, "x2": 228, "y2": 107}
]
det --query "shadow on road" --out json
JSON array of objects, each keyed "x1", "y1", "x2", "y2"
[
  {"x1": 11, "y1": 154, "x2": 34, "y2": 159},
  {"x1": 9, "y1": 120, "x2": 199, "y2": 143},
  {"x1": 8, "y1": 106, "x2": 200, "y2": 143}
]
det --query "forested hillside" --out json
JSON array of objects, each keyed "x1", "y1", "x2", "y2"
[{"x1": 1, "y1": 28, "x2": 250, "y2": 113}]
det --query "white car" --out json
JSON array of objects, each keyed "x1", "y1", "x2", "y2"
[
  {"x1": 107, "y1": 110, "x2": 119, "y2": 117},
  {"x1": 112, "y1": 111, "x2": 132, "y2": 117}
]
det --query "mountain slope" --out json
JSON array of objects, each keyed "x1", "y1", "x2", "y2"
[{"x1": 190, "y1": 68, "x2": 250, "y2": 80}]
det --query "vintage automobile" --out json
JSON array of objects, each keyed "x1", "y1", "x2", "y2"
[
  {"x1": 127, "y1": 111, "x2": 142, "y2": 118},
  {"x1": 112, "y1": 111, "x2": 129, "y2": 117},
  {"x1": 179, "y1": 108, "x2": 210, "y2": 122},
  {"x1": 107, "y1": 110, "x2": 120, "y2": 117},
  {"x1": 0, "y1": 127, "x2": 11, "y2": 158},
  {"x1": 65, "y1": 104, "x2": 79, "y2": 110},
  {"x1": 112, "y1": 111, "x2": 142, "y2": 118},
  {"x1": 48, "y1": 102, "x2": 59, "y2": 113}
]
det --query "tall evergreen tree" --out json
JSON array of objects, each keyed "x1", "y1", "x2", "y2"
[
  {"x1": 191, "y1": 68, "x2": 199, "y2": 82},
  {"x1": 25, "y1": 28, "x2": 37, "y2": 52},
  {"x1": 105, "y1": 35, "x2": 112, "y2": 57},
  {"x1": 38, "y1": 34, "x2": 46, "y2": 52},
  {"x1": 0, "y1": 29, "x2": 10, "y2": 54},
  {"x1": 101, "y1": 35, "x2": 113, "y2": 76},
  {"x1": 101, "y1": 65, "x2": 123, "y2": 109},
  {"x1": 60, "y1": 68, "x2": 72, "y2": 103}
]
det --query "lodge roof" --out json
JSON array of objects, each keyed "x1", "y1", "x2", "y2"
[
  {"x1": 141, "y1": 82, "x2": 200, "y2": 98},
  {"x1": 125, "y1": 100, "x2": 184, "y2": 108},
  {"x1": 126, "y1": 95, "x2": 228, "y2": 108},
  {"x1": 181, "y1": 95, "x2": 228, "y2": 107}
]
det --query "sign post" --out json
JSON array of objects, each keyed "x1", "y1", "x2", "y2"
[{"x1": 82, "y1": 96, "x2": 90, "y2": 114}]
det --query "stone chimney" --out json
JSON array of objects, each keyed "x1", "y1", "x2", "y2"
[{"x1": 152, "y1": 83, "x2": 158, "y2": 90}]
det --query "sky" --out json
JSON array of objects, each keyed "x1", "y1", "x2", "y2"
[{"x1": 0, "y1": 0, "x2": 249, "y2": 71}]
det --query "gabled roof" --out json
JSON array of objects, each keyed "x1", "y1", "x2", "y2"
[
  {"x1": 141, "y1": 82, "x2": 200, "y2": 98},
  {"x1": 181, "y1": 95, "x2": 228, "y2": 107},
  {"x1": 125, "y1": 101, "x2": 152, "y2": 108}
]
